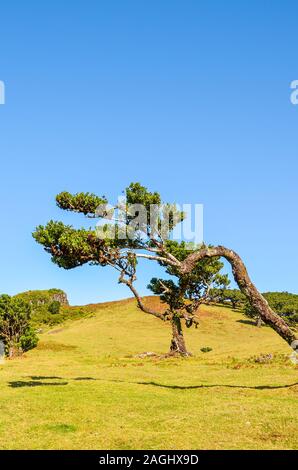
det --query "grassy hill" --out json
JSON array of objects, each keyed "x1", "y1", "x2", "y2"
[
  {"x1": 13, "y1": 289, "x2": 97, "y2": 326},
  {"x1": 14, "y1": 289, "x2": 69, "y2": 325},
  {"x1": 15, "y1": 288, "x2": 68, "y2": 304},
  {"x1": 0, "y1": 297, "x2": 297, "y2": 450}
]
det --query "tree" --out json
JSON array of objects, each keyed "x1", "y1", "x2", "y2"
[
  {"x1": 33, "y1": 182, "x2": 298, "y2": 356},
  {"x1": 211, "y1": 288, "x2": 246, "y2": 310},
  {"x1": 33, "y1": 184, "x2": 228, "y2": 355},
  {"x1": 0, "y1": 295, "x2": 38, "y2": 357},
  {"x1": 243, "y1": 301, "x2": 264, "y2": 327},
  {"x1": 244, "y1": 291, "x2": 298, "y2": 327}
]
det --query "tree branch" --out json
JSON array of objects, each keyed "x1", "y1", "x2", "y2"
[
  {"x1": 135, "y1": 253, "x2": 180, "y2": 266},
  {"x1": 119, "y1": 274, "x2": 166, "y2": 320}
]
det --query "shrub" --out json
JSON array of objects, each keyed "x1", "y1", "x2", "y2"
[
  {"x1": 0, "y1": 295, "x2": 38, "y2": 357},
  {"x1": 200, "y1": 347, "x2": 213, "y2": 353},
  {"x1": 20, "y1": 325, "x2": 39, "y2": 352},
  {"x1": 48, "y1": 300, "x2": 61, "y2": 315}
]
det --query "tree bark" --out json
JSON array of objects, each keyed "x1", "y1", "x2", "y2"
[
  {"x1": 256, "y1": 316, "x2": 263, "y2": 328},
  {"x1": 180, "y1": 246, "x2": 297, "y2": 347},
  {"x1": 8, "y1": 344, "x2": 22, "y2": 358},
  {"x1": 170, "y1": 316, "x2": 191, "y2": 356}
]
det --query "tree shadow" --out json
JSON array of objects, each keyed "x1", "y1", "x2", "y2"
[
  {"x1": 74, "y1": 377, "x2": 96, "y2": 381},
  {"x1": 8, "y1": 375, "x2": 99, "y2": 388},
  {"x1": 8, "y1": 375, "x2": 297, "y2": 391},
  {"x1": 91, "y1": 377, "x2": 298, "y2": 391},
  {"x1": 29, "y1": 375, "x2": 63, "y2": 380},
  {"x1": 8, "y1": 380, "x2": 68, "y2": 388},
  {"x1": 236, "y1": 319, "x2": 258, "y2": 326},
  {"x1": 28, "y1": 375, "x2": 97, "y2": 381},
  {"x1": 134, "y1": 380, "x2": 298, "y2": 390}
]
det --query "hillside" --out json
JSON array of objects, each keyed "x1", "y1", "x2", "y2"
[
  {"x1": 0, "y1": 297, "x2": 297, "y2": 450},
  {"x1": 13, "y1": 289, "x2": 95, "y2": 326},
  {"x1": 15, "y1": 288, "x2": 69, "y2": 305},
  {"x1": 13, "y1": 289, "x2": 69, "y2": 325}
]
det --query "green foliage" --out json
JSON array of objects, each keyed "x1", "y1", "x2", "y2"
[
  {"x1": 200, "y1": 346, "x2": 213, "y2": 353},
  {"x1": 33, "y1": 183, "x2": 184, "y2": 270},
  {"x1": 243, "y1": 301, "x2": 259, "y2": 320},
  {"x1": 20, "y1": 325, "x2": 39, "y2": 351},
  {"x1": 0, "y1": 295, "x2": 38, "y2": 355},
  {"x1": 14, "y1": 289, "x2": 69, "y2": 325},
  {"x1": 48, "y1": 301, "x2": 61, "y2": 315},
  {"x1": 211, "y1": 288, "x2": 246, "y2": 309},
  {"x1": 33, "y1": 221, "x2": 100, "y2": 269},
  {"x1": 56, "y1": 191, "x2": 107, "y2": 215},
  {"x1": 244, "y1": 292, "x2": 298, "y2": 325},
  {"x1": 148, "y1": 241, "x2": 230, "y2": 325},
  {"x1": 162, "y1": 241, "x2": 230, "y2": 287},
  {"x1": 210, "y1": 289, "x2": 298, "y2": 325},
  {"x1": 31, "y1": 304, "x2": 97, "y2": 327},
  {"x1": 126, "y1": 182, "x2": 161, "y2": 209},
  {"x1": 125, "y1": 182, "x2": 184, "y2": 237},
  {"x1": 33, "y1": 184, "x2": 230, "y2": 339},
  {"x1": 212, "y1": 289, "x2": 298, "y2": 326},
  {"x1": 15, "y1": 288, "x2": 65, "y2": 305}
]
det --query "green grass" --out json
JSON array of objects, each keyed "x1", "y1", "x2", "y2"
[{"x1": 0, "y1": 297, "x2": 297, "y2": 450}]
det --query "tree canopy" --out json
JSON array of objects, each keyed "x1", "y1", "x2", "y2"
[{"x1": 244, "y1": 291, "x2": 298, "y2": 326}]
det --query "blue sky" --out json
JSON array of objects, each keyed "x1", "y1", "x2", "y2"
[{"x1": 0, "y1": 1, "x2": 298, "y2": 305}]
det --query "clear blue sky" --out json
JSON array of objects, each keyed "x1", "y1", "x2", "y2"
[{"x1": 0, "y1": 1, "x2": 298, "y2": 305}]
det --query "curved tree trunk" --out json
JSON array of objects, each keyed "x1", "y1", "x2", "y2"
[
  {"x1": 170, "y1": 316, "x2": 191, "y2": 356},
  {"x1": 181, "y1": 246, "x2": 297, "y2": 348}
]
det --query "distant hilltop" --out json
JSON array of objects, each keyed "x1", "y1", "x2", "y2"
[{"x1": 14, "y1": 288, "x2": 69, "y2": 307}]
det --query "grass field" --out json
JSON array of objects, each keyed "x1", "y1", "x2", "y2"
[{"x1": 0, "y1": 297, "x2": 297, "y2": 450}]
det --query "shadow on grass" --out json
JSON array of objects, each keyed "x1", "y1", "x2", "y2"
[
  {"x1": 73, "y1": 377, "x2": 96, "y2": 381},
  {"x1": 8, "y1": 375, "x2": 96, "y2": 388},
  {"x1": 236, "y1": 319, "x2": 259, "y2": 326},
  {"x1": 30, "y1": 375, "x2": 63, "y2": 380},
  {"x1": 28, "y1": 375, "x2": 96, "y2": 381},
  {"x1": 8, "y1": 375, "x2": 298, "y2": 391},
  {"x1": 135, "y1": 380, "x2": 298, "y2": 390},
  {"x1": 8, "y1": 380, "x2": 68, "y2": 388}
]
